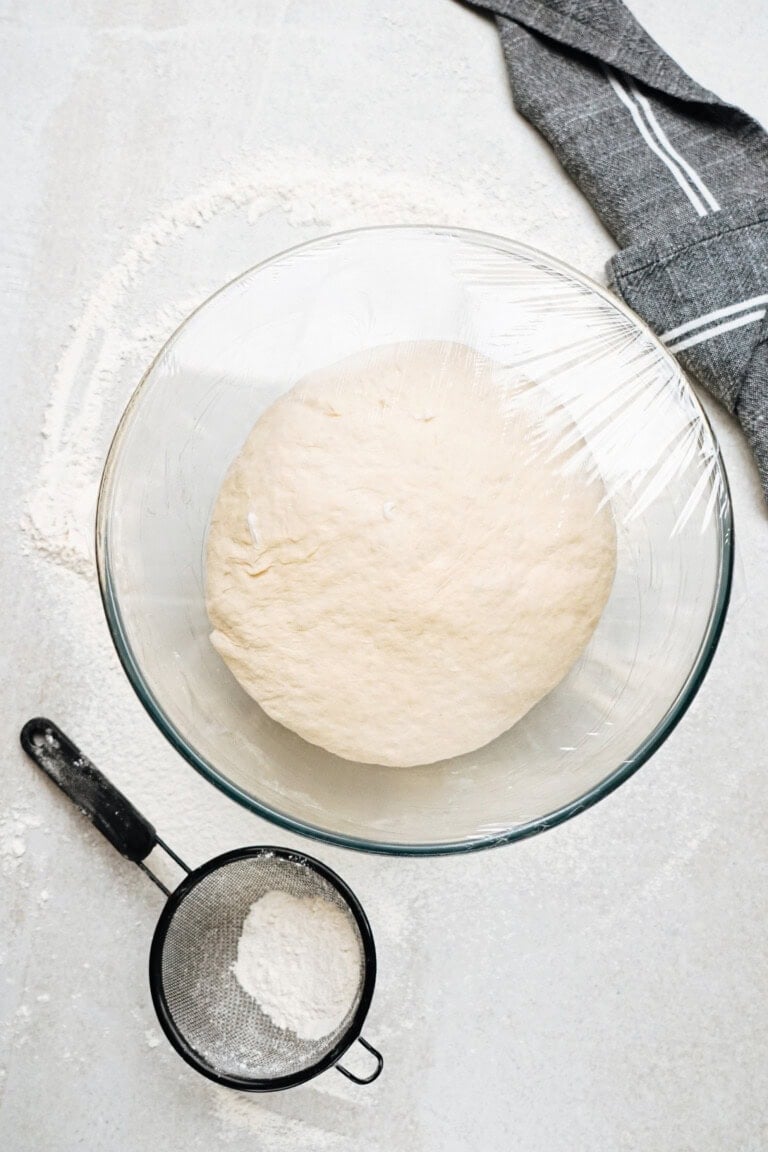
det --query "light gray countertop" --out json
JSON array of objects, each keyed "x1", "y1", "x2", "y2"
[{"x1": 2, "y1": 2, "x2": 767, "y2": 1149}]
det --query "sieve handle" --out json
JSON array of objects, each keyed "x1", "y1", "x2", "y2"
[
  {"x1": 20, "y1": 718, "x2": 157, "y2": 864},
  {"x1": 335, "y1": 1036, "x2": 383, "y2": 1085}
]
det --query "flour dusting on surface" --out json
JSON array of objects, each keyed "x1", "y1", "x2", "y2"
[
  {"x1": 0, "y1": 808, "x2": 41, "y2": 877},
  {"x1": 210, "y1": 1084, "x2": 346, "y2": 1148},
  {"x1": 22, "y1": 152, "x2": 512, "y2": 578}
]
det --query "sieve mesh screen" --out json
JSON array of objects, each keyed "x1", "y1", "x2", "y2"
[{"x1": 157, "y1": 852, "x2": 366, "y2": 1080}]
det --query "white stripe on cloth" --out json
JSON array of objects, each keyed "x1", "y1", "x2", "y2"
[
  {"x1": 605, "y1": 68, "x2": 708, "y2": 217},
  {"x1": 628, "y1": 80, "x2": 721, "y2": 213},
  {"x1": 666, "y1": 308, "x2": 766, "y2": 352},
  {"x1": 661, "y1": 294, "x2": 768, "y2": 342}
]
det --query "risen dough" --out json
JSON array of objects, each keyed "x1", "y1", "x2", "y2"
[{"x1": 206, "y1": 342, "x2": 616, "y2": 767}]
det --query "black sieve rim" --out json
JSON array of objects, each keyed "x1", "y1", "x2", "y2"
[{"x1": 148, "y1": 845, "x2": 377, "y2": 1092}]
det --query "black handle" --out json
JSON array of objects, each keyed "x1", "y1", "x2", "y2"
[
  {"x1": 20, "y1": 718, "x2": 157, "y2": 864},
  {"x1": 335, "y1": 1036, "x2": 383, "y2": 1085}
]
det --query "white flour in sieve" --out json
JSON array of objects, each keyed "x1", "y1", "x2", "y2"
[{"x1": 232, "y1": 890, "x2": 361, "y2": 1042}]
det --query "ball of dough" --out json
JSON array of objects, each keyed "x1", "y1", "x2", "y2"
[{"x1": 206, "y1": 341, "x2": 616, "y2": 767}]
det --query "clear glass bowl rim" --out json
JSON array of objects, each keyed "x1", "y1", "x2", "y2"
[{"x1": 95, "y1": 224, "x2": 735, "y2": 857}]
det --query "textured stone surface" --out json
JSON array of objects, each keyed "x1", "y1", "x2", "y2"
[{"x1": 2, "y1": 2, "x2": 767, "y2": 1149}]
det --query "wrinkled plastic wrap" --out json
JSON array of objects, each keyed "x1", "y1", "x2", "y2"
[{"x1": 97, "y1": 227, "x2": 732, "y2": 854}]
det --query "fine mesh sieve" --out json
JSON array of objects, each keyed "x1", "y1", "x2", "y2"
[
  {"x1": 21, "y1": 718, "x2": 382, "y2": 1091},
  {"x1": 150, "y1": 847, "x2": 379, "y2": 1088}
]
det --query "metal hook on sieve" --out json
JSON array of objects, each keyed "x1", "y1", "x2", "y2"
[{"x1": 335, "y1": 1036, "x2": 384, "y2": 1085}]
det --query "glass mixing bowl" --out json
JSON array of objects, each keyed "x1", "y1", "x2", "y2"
[{"x1": 96, "y1": 226, "x2": 733, "y2": 855}]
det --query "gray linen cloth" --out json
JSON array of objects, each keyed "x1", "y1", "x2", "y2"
[{"x1": 459, "y1": 0, "x2": 768, "y2": 501}]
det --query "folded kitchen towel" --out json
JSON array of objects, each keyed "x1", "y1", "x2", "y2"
[{"x1": 458, "y1": 0, "x2": 768, "y2": 502}]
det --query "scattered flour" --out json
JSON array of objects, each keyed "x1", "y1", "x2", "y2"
[
  {"x1": 22, "y1": 151, "x2": 512, "y2": 578},
  {"x1": 211, "y1": 1084, "x2": 345, "y2": 1149},
  {"x1": 233, "y1": 890, "x2": 361, "y2": 1042},
  {"x1": 0, "y1": 809, "x2": 41, "y2": 876}
]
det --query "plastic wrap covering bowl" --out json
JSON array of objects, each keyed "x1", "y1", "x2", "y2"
[{"x1": 96, "y1": 227, "x2": 732, "y2": 855}]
